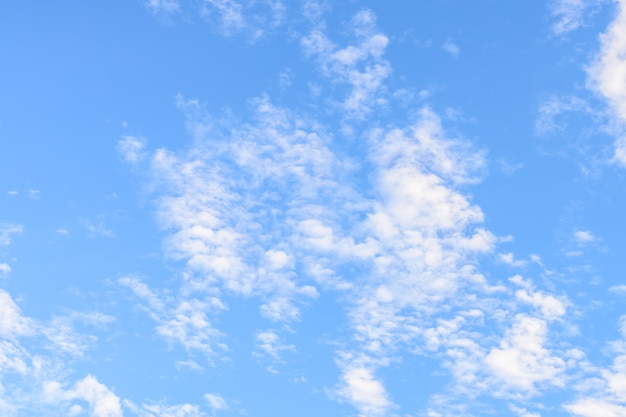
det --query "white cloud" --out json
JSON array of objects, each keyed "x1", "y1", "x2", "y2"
[
  {"x1": 565, "y1": 398, "x2": 626, "y2": 417},
  {"x1": 550, "y1": 0, "x2": 593, "y2": 35},
  {"x1": 140, "y1": 402, "x2": 205, "y2": 417},
  {"x1": 574, "y1": 229, "x2": 597, "y2": 244},
  {"x1": 117, "y1": 135, "x2": 148, "y2": 165},
  {"x1": 0, "y1": 263, "x2": 10, "y2": 276},
  {"x1": 336, "y1": 364, "x2": 392, "y2": 417},
  {"x1": 204, "y1": 393, "x2": 228, "y2": 411},
  {"x1": 609, "y1": 285, "x2": 626, "y2": 295},
  {"x1": 0, "y1": 290, "x2": 35, "y2": 338},
  {"x1": 144, "y1": 0, "x2": 180, "y2": 15},
  {"x1": 301, "y1": 10, "x2": 391, "y2": 119},
  {"x1": 535, "y1": 95, "x2": 592, "y2": 135},
  {"x1": 254, "y1": 329, "x2": 295, "y2": 362},
  {"x1": 499, "y1": 252, "x2": 528, "y2": 267},
  {"x1": 485, "y1": 314, "x2": 567, "y2": 395},
  {"x1": 81, "y1": 219, "x2": 114, "y2": 238},
  {"x1": 45, "y1": 375, "x2": 123, "y2": 417},
  {"x1": 587, "y1": 0, "x2": 626, "y2": 166},
  {"x1": 0, "y1": 223, "x2": 22, "y2": 246},
  {"x1": 442, "y1": 40, "x2": 460, "y2": 57},
  {"x1": 119, "y1": 276, "x2": 227, "y2": 359},
  {"x1": 197, "y1": 0, "x2": 285, "y2": 38}
]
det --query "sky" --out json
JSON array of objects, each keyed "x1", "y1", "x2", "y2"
[{"x1": 2, "y1": 0, "x2": 626, "y2": 416}]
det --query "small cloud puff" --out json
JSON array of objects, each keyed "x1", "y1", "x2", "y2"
[
  {"x1": 442, "y1": 39, "x2": 460, "y2": 57},
  {"x1": 117, "y1": 136, "x2": 148, "y2": 165},
  {"x1": 204, "y1": 393, "x2": 228, "y2": 411},
  {"x1": 574, "y1": 230, "x2": 597, "y2": 245}
]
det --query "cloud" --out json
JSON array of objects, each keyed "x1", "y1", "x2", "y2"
[
  {"x1": 0, "y1": 223, "x2": 22, "y2": 246},
  {"x1": 574, "y1": 229, "x2": 597, "y2": 244},
  {"x1": 119, "y1": 276, "x2": 227, "y2": 359},
  {"x1": 81, "y1": 219, "x2": 114, "y2": 238},
  {"x1": 535, "y1": 95, "x2": 592, "y2": 135},
  {"x1": 254, "y1": 329, "x2": 295, "y2": 363},
  {"x1": 144, "y1": 0, "x2": 180, "y2": 16},
  {"x1": 0, "y1": 263, "x2": 10, "y2": 276},
  {"x1": 442, "y1": 39, "x2": 460, "y2": 57},
  {"x1": 0, "y1": 289, "x2": 35, "y2": 338},
  {"x1": 117, "y1": 9, "x2": 607, "y2": 416},
  {"x1": 565, "y1": 398, "x2": 626, "y2": 417},
  {"x1": 301, "y1": 9, "x2": 391, "y2": 119},
  {"x1": 550, "y1": 0, "x2": 594, "y2": 35},
  {"x1": 204, "y1": 393, "x2": 228, "y2": 411},
  {"x1": 336, "y1": 364, "x2": 391, "y2": 417},
  {"x1": 0, "y1": 289, "x2": 124, "y2": 415},
  {"x1": 44, "y1": 375, "x2": 123, "y2": 417},
  {"x1": 117, "y1": 136, "x2": 148, "y2": 165},
  {"x1": 609, "y1": 285, "x2": 626, "y2": 295},
  {"x1": 485, "y1": 314, "x2": 566, "y2": 394},
  {"x1": 562, "y1": 318, "x2": 626, "y2": 416},
  {"x1": 587, "y1": 0, "x2": 626, "y2": 166}
]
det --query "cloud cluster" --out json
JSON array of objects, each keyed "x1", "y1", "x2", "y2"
[{"x1": 588, "y1": 0, "x2": 626, "y2": 165}]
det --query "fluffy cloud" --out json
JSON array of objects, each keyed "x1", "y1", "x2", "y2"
[{"x1": 588, "y1": 0, "x2": 626, "y2": 165}]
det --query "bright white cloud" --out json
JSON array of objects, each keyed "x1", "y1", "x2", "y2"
[
  {"x1": 336, "y1": 364, "x2": 392, "y2": 417},
  {"x1": 0, "y1": 263, "x2": 10, "y2": 276},
  {"x1": 45, "y1": 375, "x2": 123, "y2": 417},
  {"x1": 485, "y1": 314, "x2": 566, "y2": 395},
  {"x1": 588, "y1": 0, "x2": 626, "y2": 166}
]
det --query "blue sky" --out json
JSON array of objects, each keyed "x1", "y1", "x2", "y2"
[{"x1": 2, "y1": 1, "x2": 626, "y2": 416}]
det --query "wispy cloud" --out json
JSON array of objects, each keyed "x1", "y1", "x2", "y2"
[
  {"x1": 550, "y1": 0, "x2": 595, "y2": 35},
  {"x1": 144, "y1": 0, "x2": 180, "y2": 16},
  {"x1": 204, "y1": 393, "x2": 228, "y2": 412},
  {"x1": 301, "y1": 9, "x2": 391, "y2": 119},
  {"x1": 0, "y1": 223, "x2": 22, "y2": 246},
  {"x1": 115, "y1": 8, "x2": 615, "y2": 416},
  {"x1": 119, "y1": 275, "x2": 227, "y2": 360},
  {"x1": 0, "y1": 289, "x2": 122, "y2": 415},
  {"x1": 117, "y1": 136, "x2": 148, "y2": 165},
  {"x1": 442, "y1": 39, "x2": 460, "y2": 57}
]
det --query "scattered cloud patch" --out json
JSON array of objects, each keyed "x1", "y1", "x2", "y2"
[
  {"x1": 550, "y1": 0, "x2": 593, "y2": 35},
  {"x1": 117, "y1": 136, "x2": 148, "y2": 165},
  {"x1": 144, "y1": 0, "x2": 180, "y2": 16},
  {"x1": 301, "y1": 10, "x2": 391, "y2": 119},
  {"x1": 442, "y1": 39, "x2": 460, "y2": 57},
  {"x1": 204, "y1": 393, "x2": 228, "y2": 411},
  {"x1": 0, "y1": 223, "x2": 22, "y2": 246}
]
